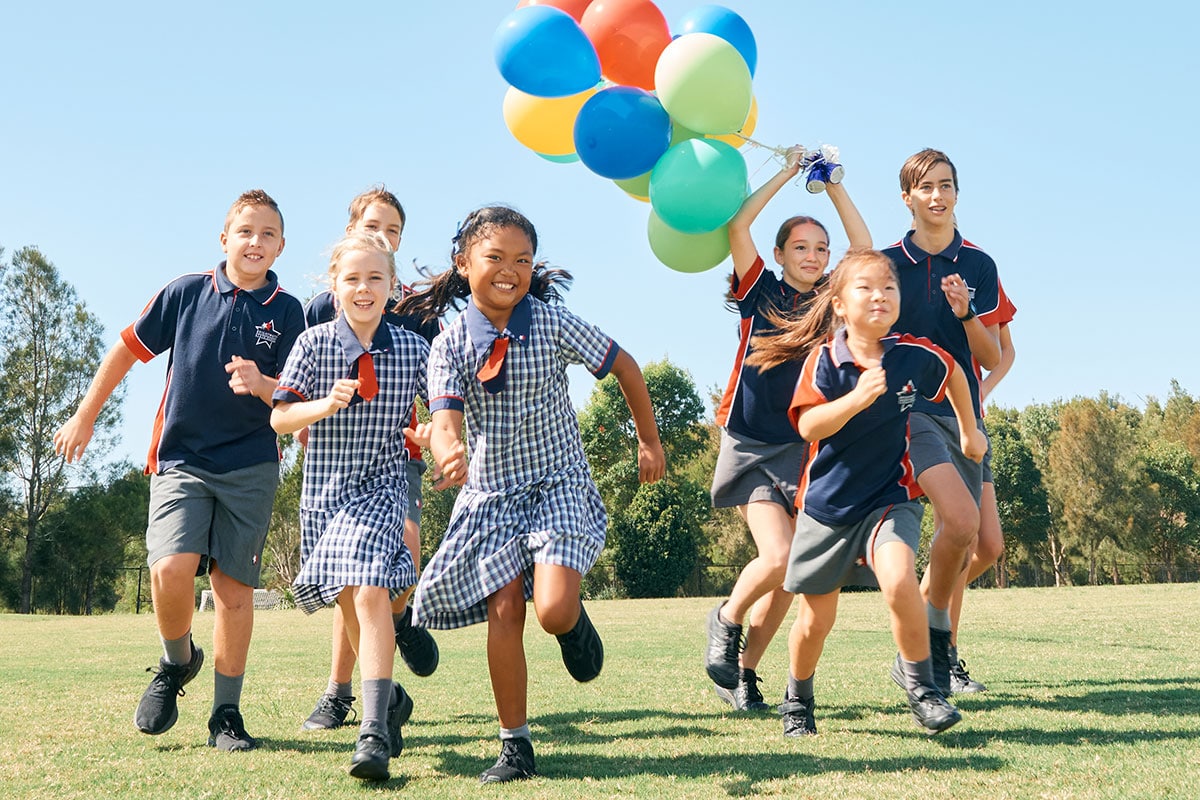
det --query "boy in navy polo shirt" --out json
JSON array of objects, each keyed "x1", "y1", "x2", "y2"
[
  {"x1": 881, "y1": 149, "x2": 1003, "y2": 695},
  {"x1": 54, "y1": 189, "x2": 305, "y2": 751}
]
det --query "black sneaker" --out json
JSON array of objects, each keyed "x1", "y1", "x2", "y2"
[
  {"x1": 479, "y1": 737, "x2": 537, "y2": 784},
  {"x1": 948, "y1": 646, "x2": 987, "y2": 694},
  {"x1": 907, "y1": 685, "x2": 961, "y2": 734},
  {"x1": 779, "y1": 694, "x2": 817, "y2": 736},
  {"x1": 134, "y1": 642, "x2": 204, "y2": 735},
  {"x1": 395, "y1": 606, "x2": 440, "y2": 677},
  {"x1": 888, "y1": 652, "x2": 906, "y2": 691},
  {"x1": 556, "y1": 604, "x2": 603, "y2": 682},
  {"x1": 207, "y1": 704, "x2": 259, "y2": 751},
  {"x1": 705, "y1": 602, "x2": 743, "y2": 690},
  {"x1": 387, "y1": 682, "x2": 413, "y2": 758},
  {"x1": 302, "y1": 692, "x2": 356, "y2": 730},
  {"x1": 929, "y1": 627, "x2": 952, "y2": 697},
  {"x1": 713, "y1": 668, "x2": 772, "y2": 712},
  {"x1": 349, "y1": 722, "x2": 391, "y2": 781}
]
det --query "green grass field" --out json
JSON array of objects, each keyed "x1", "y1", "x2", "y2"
[{"x1": 3, "y1": 584, "x2": 1199, "y2": 799}]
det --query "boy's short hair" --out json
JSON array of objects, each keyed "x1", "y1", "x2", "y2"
[
  {"x1": 899, "y1": 149, "x2": 959, "y2": 194},
  {"x1": 225, "y1": 189, "x2": 284, "y2": 234},
  {"x1": 348, "y1": 185, "x2": 406, "y2": 229}
]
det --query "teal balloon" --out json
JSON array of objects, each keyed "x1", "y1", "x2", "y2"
[
  {"x1": 647, "y1": 211, "x2": 730, "y2": 273},
  {"x1": 538, "y1": 151, "x2": 580, "y2": 163},
  {"x1": 649, "y1": 138, "x2": 747, "y2": 234}
]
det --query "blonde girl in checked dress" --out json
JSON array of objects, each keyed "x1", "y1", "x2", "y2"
[
  {"x1": 271, "y1": 232, "x2": 428, "y2": 782},
  {"x1": 401, "y1": 205, "x2": 665, "y2": 783}
]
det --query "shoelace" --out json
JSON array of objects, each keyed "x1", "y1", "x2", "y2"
[{"x1": 145, "y1": 665, "x2": 188, "y2": 697}]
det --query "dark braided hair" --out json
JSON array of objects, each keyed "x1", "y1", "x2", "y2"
[{"x1": 396, "y1": 205, "x2": 573, "y2": 324}]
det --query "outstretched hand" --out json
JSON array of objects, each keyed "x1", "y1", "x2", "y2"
[{"x1": 637, "y1": 439, "x2": 666, "y2": 484}]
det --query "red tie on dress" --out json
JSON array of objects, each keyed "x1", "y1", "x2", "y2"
[
  {"x1": 356, "y1": 352, "x2": 378, "y2": 402},
  {"x1": 476, "y1": 335, "x2": 509, "y2": 394}
]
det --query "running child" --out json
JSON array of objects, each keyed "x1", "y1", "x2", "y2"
[
  {"x1": 746, "y1": 248, "x2": 986, "y2": 735},
  {"x1": 300, "y1": 187, "x2": 442, "y2": 732},
  {"x1": 271, "y1": 231, "x2": 428, "y2": 781},
  {"x1": 53, "y1": 190, "x2": 305, "y2": 751},
  {"x1": 406, "y1": 205, "x2": 665, "y2": 783},
  {"x1": 706, "y1": 145, "x2": 871, "y2": 710}
]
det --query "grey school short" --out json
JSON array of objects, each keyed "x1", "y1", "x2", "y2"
[
  {"x1": 711, "y1": 428, "x2": 804, "y2": 510},
  {"x1": 907, "y1": 413, "x2": 984, "y2": 504},
  {"x1": 784, "y1": 501, "x2": 924, "y2": 595},
  {"x1": 146, "y1": 461, "x2": 280, "y2": 588},
  {"x1": 406, "y1": 459, "x2": 426, "y2": 526}
]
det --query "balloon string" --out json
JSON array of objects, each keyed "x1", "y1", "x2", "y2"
[{"x1": 735, "y1": 133, "x2": 792, "y2": 158}]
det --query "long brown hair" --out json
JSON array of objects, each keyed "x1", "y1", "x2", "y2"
[{"x1": 745, "y1": 249, "x2": 898, "y2": 372}]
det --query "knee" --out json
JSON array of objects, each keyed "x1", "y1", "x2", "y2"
[
  {"x1": 489, "y1": 589, "x2": 527, "y2": 630},
  {"x1": 151, "y1": 554, "x2": 200, "y2": 588},
  {"x1": 936, "y1": 506, "x2": 980, "y2": 548},
  {"x1": 535, "y1": 602, "x2": 578, "y2": 636}
]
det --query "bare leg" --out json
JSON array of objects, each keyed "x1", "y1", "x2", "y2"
[
  {"x1": 149, "y1": 553, "x2": 202, "y2": 641},
  {"x1": 915, "y1": 464, "x2": 980, "y2": 611},
  {"x1": 209, "y1": 563, "x2": 254, "y2": 677},
  {"x1": 486, "y1": 578, "x2": 528, "y2": 729},
  {"x1": 724, "y1": 500, "x2": 794, "y2": 628},
  {"x1": 787, "y1": 590, "x2": 839, "y2": 682}
]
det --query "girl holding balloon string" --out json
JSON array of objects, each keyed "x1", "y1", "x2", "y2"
[
  {"x1": 705, "y1": 144, "x2": 872, "y2": 711},
  {"x1": 402, "y1": 205, "x2": 665, "y2": 783}
]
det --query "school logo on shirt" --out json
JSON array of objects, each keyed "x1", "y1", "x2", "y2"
[
  {"x1": 255, "y1": 320, "x2": 280, "y2": 349},
  {"x1": 897, "y1": 380, "x2": 917, "y2": 412}
]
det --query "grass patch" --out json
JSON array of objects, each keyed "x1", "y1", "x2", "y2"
[{"x1": 3, "y1": 585, "x2": 1200, "y2": 798}]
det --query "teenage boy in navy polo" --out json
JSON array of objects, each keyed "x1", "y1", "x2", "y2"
[
  {"x1": 881, "y1": 149, "x2": 1002, "y2": 695},
  {"x1": 54, "y1": 189, "x2": 305, "y2": 751}
]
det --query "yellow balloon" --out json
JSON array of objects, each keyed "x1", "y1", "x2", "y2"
[
  {"x1": 708, "y1": 95, "x2": 758, "y2": 148},
  {"x1": 502, "y1": 85, "x2": 598, "y2": 157}
]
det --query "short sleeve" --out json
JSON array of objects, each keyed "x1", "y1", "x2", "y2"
[
  {"x1": 554, "y1": 306, "x2": 619, "y2": 378},
  {"x1": 427, "y1": 329, "x2": 465, "y2": 413},
  {"x1": 971, "y1": 256, "x2": 1001, "y2": 326},
  {"x1": 272, "y1": 329, "x2": 318, "y2": 404},
  {"x1": 122, "y1": 281, "x2": 185, "y2": 362},
  {"x1": 787, "y1": 346, "x2": 829, "y2": 434}
]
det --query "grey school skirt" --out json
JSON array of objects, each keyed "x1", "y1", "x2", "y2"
[{"x1": 710, "y1": 428, "x2": 805, "y2": 510}]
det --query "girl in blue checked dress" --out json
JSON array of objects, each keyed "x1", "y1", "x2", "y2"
[
  {"x1": 271, "y1": 232, "x2": 427, "y2": 782},
  {"x1": 403, "y1": 205, "x2": 665, "y2": 783}
]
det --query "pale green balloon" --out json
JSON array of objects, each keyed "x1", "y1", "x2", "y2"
[
  {"x1": 654, "y1": 33, "x2": 753, "y2": 134},
  {"x1": 647, "y1": 211, "x2": 730, "y2": 273}
]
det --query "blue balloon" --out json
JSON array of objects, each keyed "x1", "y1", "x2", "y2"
[
  {"x1": 676, "y1": 5, "x2": 757, "y2": 76},
  {"x1": 573, "y1": 86, "x2": 672, "y2": 180},
  {"x1": 494, "y1": 6, "x2": 601, "y2": 98}
]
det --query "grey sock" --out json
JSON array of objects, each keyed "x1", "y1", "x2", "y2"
[
  {"x1": 926, "y1": 602, "x2": 951, "y2": 631},
  {"x1": 500, "y1": 724, "x2": 531, "y2": 741},
  {"x1": 361, "y1": 678, "x2": 392, "y2": 728},
  {"x1": 213, "y1": 670, "x2": 244, "y2": 712},
  {"x1": 902, "y1": 657, "x2": 936, "y2": 692},
  {"x1": 161, "y1": 631, "x2": 192, "y2": 666},
  {"x1": 788, "y1": 672, "x2": 814, "y2": 701},
  {"x1": 327, "y1": 679, "x2": 353, "y2": 699}
]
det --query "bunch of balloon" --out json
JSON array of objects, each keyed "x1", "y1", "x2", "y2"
[{"x1": 493, "y1": 2, "x2": 761, "y2": 274}]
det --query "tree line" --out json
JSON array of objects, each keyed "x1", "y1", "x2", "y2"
[{"x1": 2, "y1": 246, "x2": 1198, "y2": 613}]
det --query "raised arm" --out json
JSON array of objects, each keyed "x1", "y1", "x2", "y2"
[
  {"x1": 608, "y1": 349, "x2": 665, "y2": 484},
  {"x1": 728, "y1": 146, "x2": 804, "y2": 281},
  {"x1": 53, "y1": 339, "x2": 139, "y2": 463},
  {"x1": 825, "y1": 181, "x2": 872, "y2": 249}
]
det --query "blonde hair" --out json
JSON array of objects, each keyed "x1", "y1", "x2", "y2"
[
  {"x1": 348, "y1": 185, "x2": 406, "y2": 229},
  {"x1": 327, "y1": 231, "x2": 396, "y2": 288}
]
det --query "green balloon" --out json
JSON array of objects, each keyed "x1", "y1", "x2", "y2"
[
  {"x1": 649, "y1": 138, "x2": 747, "y2": 234},
  {"x1": 655, "y1": 33, "x2": 753, "y2": 134},
  {"x1": 614, "y1": 170, "x2": 650, "y2": 197},
  {"x1": 647, "y1": 211, "x2": 730, "y2": 273}
]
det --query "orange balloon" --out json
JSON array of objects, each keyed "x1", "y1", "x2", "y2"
[
  {"x1": 581, "y1": 0, "x2": 671, "y2": 90},
  {"x1": 516, "y1": 0, "x2": 593, "y2": 22}
]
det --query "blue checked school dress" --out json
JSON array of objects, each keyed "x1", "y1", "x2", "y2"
[
  {"x1": 272, "y1": 315, "x2": 429, "y2": 614},
  {"x1": 412, "y1": 295, "x2": 618, "y2": 630}
]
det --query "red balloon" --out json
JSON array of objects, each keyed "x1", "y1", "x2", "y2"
[
  {"x1": 581, "y1": 0, "x2": 671, "y2": 90},
  {"x1": 516, "y1": 0, "x2": 593, "y2": 23}
]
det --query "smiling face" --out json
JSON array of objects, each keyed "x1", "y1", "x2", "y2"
[
  {"x1": 456, "y1": 224, "x2": 533, "y2": 328},
  {"x1": 903, "y1": 161, "x2": 958, "y2": 230},
  {"x1": 333, "y1": 248, "x2": 395, "y2": 341},
  {"x1": 220, "y1": 204, "x2": 285, "y2": 289},
  {"x1": 348, "y1": 201, "x2": 404, "y2": 252},
  {"x1": 831, "y1": 256, "x2": 900, "y2": 338},
  {"x1": 774, "y1": 221, "x2": 830, "y2": 293}
]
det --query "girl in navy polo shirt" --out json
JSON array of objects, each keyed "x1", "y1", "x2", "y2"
[
  {"x1": 747, "y1": 249, "x2": 986, "y2": 736},
  {"x1": 271, "y1": 232, "x2": 429, "y2": 781},
  {"x1": 403, "y1": 205, "x2": 665, "y2": 783},
  {"x1": 706, "y1": 146, "x2": 872, "y2": 711}
]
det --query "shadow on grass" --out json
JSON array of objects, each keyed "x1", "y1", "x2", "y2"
[{"x1": 953, "y1": 677, "x2": 1200, "y2": 719}]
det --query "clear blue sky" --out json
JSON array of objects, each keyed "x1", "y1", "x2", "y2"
[{"x1": 2, "y1": 1, "x2": 1196, "y2": 468}]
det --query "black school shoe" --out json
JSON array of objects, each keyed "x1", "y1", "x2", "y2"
[
  {"x1": 395, "y1": 606, "x2": 440, "y2": 677},
  {"x1": 779, "y1": 694, "x2": 817, "y2": 736},
  {"x1": 302, "y1": 692, "x2": 356, "y2": 730},
  {"x1": 134, "y1": 642, "x2": 204, "y2": 735},
  {"x1": 705, "y1": 602, "x2": 743, "y2": 690},
  {"x1": 207, "y1": 704, "x2": 259, "y2": 751},
  {"x1": 907, "y1": 685, "x2": 961, "y2": 734},
  {"x1": 480, "y1": 737, "x2": 537, "y2": 784},
  {"x1": 713, "y1": 668, "x2": 772, "y2": 712},
  {"x1": 387, "y1": 682, "x2": 413, "y2": 757},
  {"x1": 349, "y1": 721, "x2": 391, "y2": 781},
  {"x1": 556, "y1": 604, "x2": 604, "y2": 682},
  {"x1": 948, "y1": 646, "x2": 987, "y2": 694}
]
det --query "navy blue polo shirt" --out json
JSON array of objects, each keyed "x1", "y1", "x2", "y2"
[
  {"x1": 789, "y1": 329, "x2": 955, "y2": 526},
  {"x1": 122, "y1": 262, "x2": 305, "y2": 475},
  {"x1": 303, "y1": 285, "x2": 441, "y2": 345},
  {"x1": 883, "y1": 230, "x2": 999, "y2": 419},
  {"x1": 715, "y1": 256, "x2": 820, "y2": 444}
]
